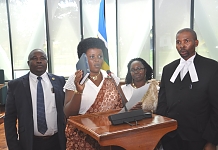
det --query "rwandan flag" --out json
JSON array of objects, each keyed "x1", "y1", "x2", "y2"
[{"x1": 97, "y1": 0, "x2": 110, "y2": 70}]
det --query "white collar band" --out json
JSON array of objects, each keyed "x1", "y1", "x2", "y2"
[{"x1": 170, "y1": 55, "x2": 199, "y2": 83}]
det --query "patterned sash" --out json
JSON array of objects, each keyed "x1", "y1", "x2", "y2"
[{"x1": 87, "y1": 78, "x2": 123, "y2": 113}]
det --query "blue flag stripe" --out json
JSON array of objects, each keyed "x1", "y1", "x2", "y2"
[{"x1": 98, "y1": 0, "x2": 109, "y2": 70}]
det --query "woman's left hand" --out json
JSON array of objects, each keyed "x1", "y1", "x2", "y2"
[{"x1": 130, "y1": 102, "x2": 142, "y2": 110}]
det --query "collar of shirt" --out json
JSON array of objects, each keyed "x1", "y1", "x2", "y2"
[{"x1": 29, "y1": 72, "x2": 48, "y2": 82}]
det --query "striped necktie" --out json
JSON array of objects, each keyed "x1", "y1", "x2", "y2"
[{"x1": 37, "y1": 76, "x2": 48, "y2": 134}]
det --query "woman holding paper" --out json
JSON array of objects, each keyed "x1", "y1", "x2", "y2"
[
  {"x1": 121, "y1": 58, "x2": 159, "y2": 112},
  {"x1": 64, "y1": 37, "x2": 127, "y2": 150}
]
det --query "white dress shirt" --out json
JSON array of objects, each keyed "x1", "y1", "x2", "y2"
[{"x1": 29, "y1": 72, "x2": 57, "y2": 136}]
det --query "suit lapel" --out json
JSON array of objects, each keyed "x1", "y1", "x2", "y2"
[
  {"x1": 22, "y1": 73, "x2": 33, "y2": 107},
  {"x1": 47, "y1": 73, "x2": 57, "y2": 92},
  {"x1": 47, "y1": 73, "x2": 59, "y2": 110},
  {"x1": 193, "y1": 53, "x2": 201, "y2": 72}
]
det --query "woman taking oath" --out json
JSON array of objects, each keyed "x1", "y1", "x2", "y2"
[{"x1": 64, "y1": 37, "x2": 125, "y2": 150}]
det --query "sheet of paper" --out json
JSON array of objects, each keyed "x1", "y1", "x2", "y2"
[{"x1": 120, "y1": 83, "x2": 150, "y2": 113}]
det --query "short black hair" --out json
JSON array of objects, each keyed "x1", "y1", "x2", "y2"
[
  {"x1": 177, "y1": 28, "x2": 197, "y2": 40},
  {"x1": 77, "y1": 37, "x2": 106, "y2": 59},
  {"x1": 125, "y1": 58, "x2": 153, "y2": 84},
  {"x1": 28, "y1": 49, "x2": 47, "y2": 61}
]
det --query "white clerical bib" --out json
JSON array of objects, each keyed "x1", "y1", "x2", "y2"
[{"x1": 170, "y1": 55, "x2": 199, "y2": 83}]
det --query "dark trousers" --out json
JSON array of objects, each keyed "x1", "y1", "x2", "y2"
[
  {"x1": 161, "y1": 133, "x2": 207, "y2": 150},
  {"x1": 33, "y1": 133, "x2": 61, "y2": 150}
]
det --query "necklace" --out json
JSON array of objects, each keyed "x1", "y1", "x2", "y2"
[
  {"x1": 131, "y1": 82, "x2": 146, "y2": 89},
  {"x1": 131, "y1": 83, "x2": 137, "y2": 89},
  {"x1": 90, "y1": 72, "x2": 100, "y2": 81}
]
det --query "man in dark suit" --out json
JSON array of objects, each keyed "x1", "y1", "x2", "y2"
[
  {"x1": 4, "y1": 49, "x2": 66, "y2": 150},
  {"x1": 156, "y1": 28, "x2": 218, "y2": 150}
]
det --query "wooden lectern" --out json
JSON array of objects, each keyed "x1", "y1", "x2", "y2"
[{"x1": 68, "y1": 109, "x2": 177, "y2": 150}]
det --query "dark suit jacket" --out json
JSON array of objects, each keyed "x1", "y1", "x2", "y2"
[
  {"x1": 156, "y1": 53, "x2": 218, "y2": 145},
  {"x1": 4, "y1": 73, "x2": 66, "y2": 150}
]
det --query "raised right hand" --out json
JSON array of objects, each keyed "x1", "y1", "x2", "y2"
[{"x1": 74, "y1": 70, "x2": 85, "y2": 93}]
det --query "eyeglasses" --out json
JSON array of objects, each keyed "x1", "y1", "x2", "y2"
[{"x1": 130, "y1": 67, "x2": 145, "y2": 73}]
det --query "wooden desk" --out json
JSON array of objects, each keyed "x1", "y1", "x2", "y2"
[{"x1": 68, "y1": 110, "x2": 177, "y2": 150}]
